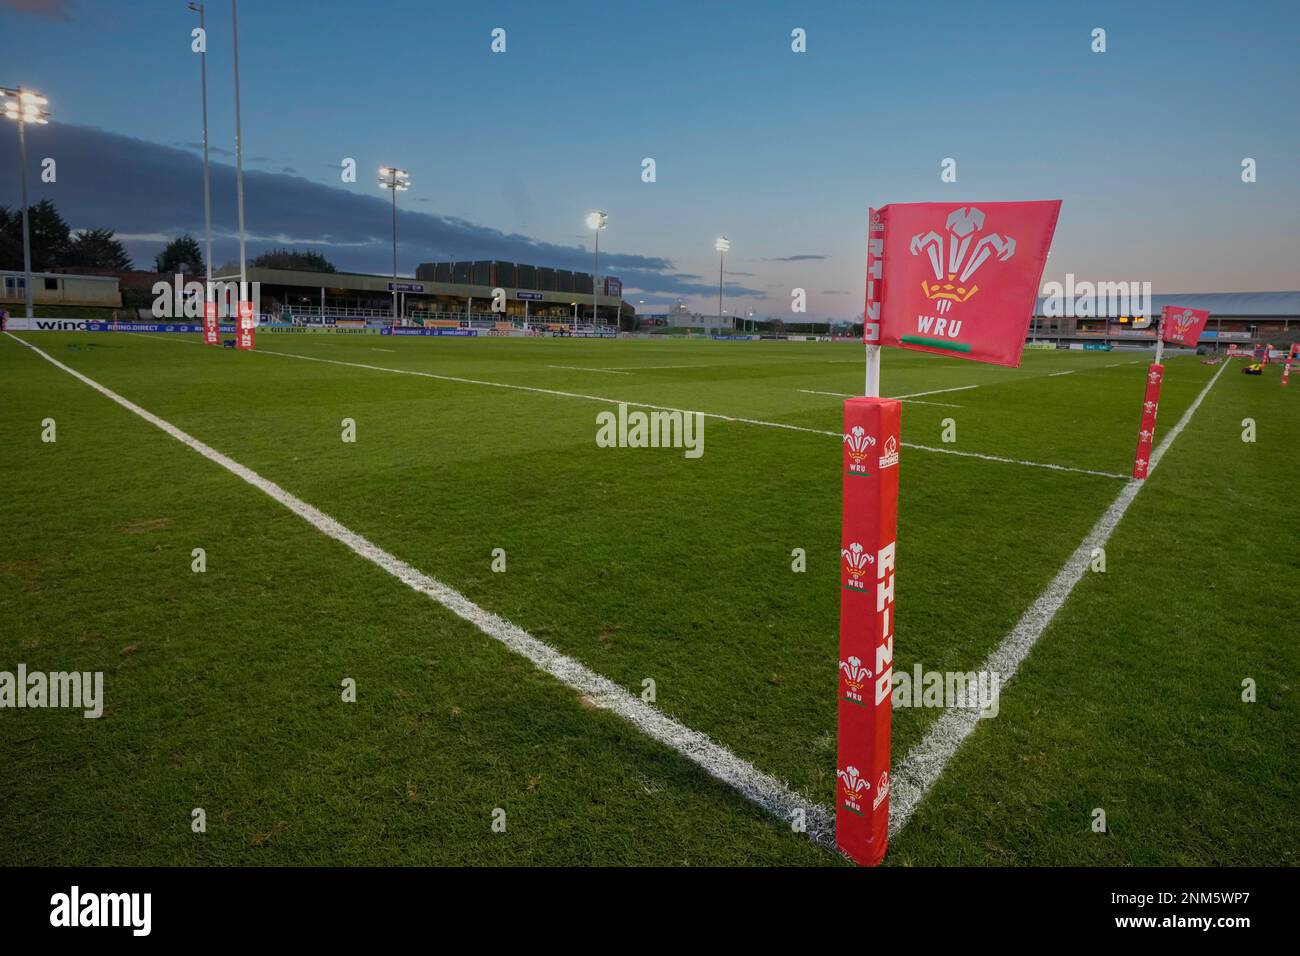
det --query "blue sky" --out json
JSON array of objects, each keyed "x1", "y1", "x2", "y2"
[{"x1": 2, "y1": 0, "x2": 1297, "y2": 318}]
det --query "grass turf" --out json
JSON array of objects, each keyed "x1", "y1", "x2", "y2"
[{"x1": 0, "y1": 331, "x2": 1293, "y2": 865}]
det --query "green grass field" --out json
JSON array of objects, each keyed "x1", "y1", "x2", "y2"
[{"x1": 1, "y1": 331, "x2": 1295, "y2": 866}]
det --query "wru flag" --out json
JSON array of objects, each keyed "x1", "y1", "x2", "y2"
[{"x1": 867, "y1": 201, "x2": 1062, "y2": 367}]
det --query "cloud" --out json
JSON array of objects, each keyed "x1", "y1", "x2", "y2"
[
  {"x1": 620, "y1": 271, "x2": 764, "y2": 298},
  {"x1": 0, "y1": 122, "x2": 741, "y2": 296},
  {"x1": 176, "y1": 142, "x2": 234, "y2": 158},
  {"x1": 763, "y1": 254, "x2": 827, "y2": 261}
]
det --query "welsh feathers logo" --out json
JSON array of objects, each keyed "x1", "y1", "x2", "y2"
[
  {"x1": 844, "y1": 425, "x2": 875, "y2": 474},
  {"x1": 910, "y1": 206, "x2": 1016, "y2": 315},
  {"x1": 839, "y1": 655, "x2": 871, "y2": 706},
  {"x1": 841, "y1": 541, "x2": 873, "y2": 589},
  {"x1": 879, "y1": 434, "x2": 899, "y2": 469},
  {"x1": 1172, "y1": 309, "x2": 1198, "y2": 336},
  {"x1": 837, "y1": 764, "x2": 871, "y2": 815}
]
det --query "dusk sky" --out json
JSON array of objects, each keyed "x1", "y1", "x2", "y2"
[{"x1": 2, "y1": 0, "x2": 1296, "y2": 319}]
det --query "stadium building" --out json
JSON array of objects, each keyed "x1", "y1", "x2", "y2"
[
  {"x1": 213, "y1": 260, "x2": 629, "y2": 328},
  {"x1": 1, "y1": 269, "x2": 122, "y2": 309},
  {"x1": 1029, "y1": 291, "x2": 1300, "y2": 347}
]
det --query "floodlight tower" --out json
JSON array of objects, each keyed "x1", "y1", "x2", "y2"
[
  {"x1": 715, "y1": 235, "x2": 731, "y2": 331},
  {"x1": 231, "y1": 0, "x2": 248, "y2": 307},
  {"x1": 586, "y1": 210, "x2": 607, "y2": 328},
  {"x1": 188, "y1": 2, "x2": 214, "y2": 305},
  {"x1": 379, "y1": 166, "x2": 410, "y2": 322},
  {"x1": 1, "y1": 86, "x2": 51, "y2": 319}
]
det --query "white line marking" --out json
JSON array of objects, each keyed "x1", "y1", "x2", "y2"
[
  {"x1": 75, "y1": 335, "x2": 1121, "y2": 481},
  {"x1": 795, "y1": 389, "x2": 964, "y2": 409},
  {"x1": 901, "y1": 443, "x2": 1126, "y2": 480},
  {"x1": 5, "y1": 331, "x2": 835, "y2": 852},
  {"x1": 1048, "y1": 370, "x2": 1075, "y2": 377},
  {"x1": 887, "y1": 357, "x2": 1233, "y2": 838},
  {"x1": 253, "y1": 348, "x2": 1121, "y2": 479},
  {"x1": 260, "y1": 347, "x2": 845, "y2": 437},
  {"x1": 373, "y1": 348, "x2": 396, "y2": 353},
  {"x1": 894, "y1": 385, "x2": 980, "y2": 399},
  {"x1": 599, "y1": 364, "x2": 715, "y2": 371},
  {"x1": 133, "y1": 332, "x2": 201, "y2": 344},
  {"x1": 547, "y1": 364, "x2": 633, "y2": 375}
]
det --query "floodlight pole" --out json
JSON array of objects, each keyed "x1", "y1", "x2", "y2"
[
  {"x1": 592, "y1": 226, "x2": 600, "y2": 329},
  {"x1": 16, "y1": 95, "x2": 32, "y2": 319},
  {"x1": 231, "y1": 0, "x2": 248, "y2": 307},
  {"x1": 190, "y1": 2, "x2": 213, "y2": 307},
  {"x1": 390, "y1": 184, "x2": 398, "y2": 321},
  {"x1": 378, "y1": 167, "x2": 409, "y2": 324},
  {"x1": 714, "y1": 236, "x2": 731, "y2": 334},
  {"x1": 717, "y1": 250, "x2": 724, "y2": 327},
  {"x1": 2, "y1": 85, "x2": 48, "y2": 320}
]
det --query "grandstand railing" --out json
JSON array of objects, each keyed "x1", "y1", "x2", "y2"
[{"x1": 274, "y1": 305, "x2": 614, "y2": 333}]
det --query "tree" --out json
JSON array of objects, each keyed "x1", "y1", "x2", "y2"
[
  {"x1": 0, "y1": 208, "x2": 20, "y2": 272},
  {"x1": 154, "y1": 234, "x2": 204, "y2": 275},
  {"x1": 0, "y1": 200, "x2": 71, "y2": 272},
  {"x1": 64, "y1": 228, "x2": 134, "y2": 270},
  {"x1": 249, "y1": 248, "x2": 336, "y2": 273}
]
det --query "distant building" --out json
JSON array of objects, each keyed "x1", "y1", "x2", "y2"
[
  {"x1": 1031, "y1": 291, "x2": 1299, "y2": 345},
  {"x1": 0, "y1": 270, "x2": 122, "y2": 309},
  {"x1": 213, "y1": 262, "x2": 627, "y2": 325}
]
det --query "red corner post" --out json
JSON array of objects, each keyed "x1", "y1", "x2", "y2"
[
  {"x1": 837, "y1": 396, "x2": 900, "y2": 866},
  {"x1": 1132, "y1": 363, "x2": 1163, "y2": 479},
  {"x1": 1133, "y1": 309, "x2": 1167, "y2": 480}
]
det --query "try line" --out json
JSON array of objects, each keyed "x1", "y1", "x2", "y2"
[
  {"x1": 253, "y1": 345, "x2": 1129, "y2": 480},
  {"x1": 106, "y1": 333, "x2": 1130, "y2": 480}
]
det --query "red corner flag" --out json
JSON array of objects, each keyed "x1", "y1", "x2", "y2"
[
  {"x1": 1160, "y1": 305, "x2": 1211, "y2": 347},
  {"x1": 868, "y1": 201, "x2": 1061, "y2": 367},
  {"x1": 842, "y1": 199, "x2": 1061, "y2": 867}
]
